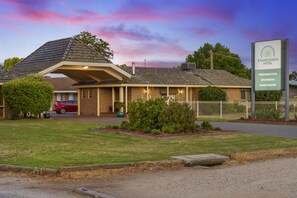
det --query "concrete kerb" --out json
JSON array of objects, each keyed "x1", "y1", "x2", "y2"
[
  {"x1": 0, "y1": 164, "x2": 59, "y2": 175},
  {"x1": 0, "y1": 160, "x2": 184, "y2": 176}
]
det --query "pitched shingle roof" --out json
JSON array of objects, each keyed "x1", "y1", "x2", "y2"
[
  {"x1": 0, "y1": 37, "x2": 109, "y2": 82},
  {"x1": 75, "y1": 67, "x2": 251, "y2": 87},
  {"x1": 44, "y1": 77, "x2": 77, "y2": 92}
]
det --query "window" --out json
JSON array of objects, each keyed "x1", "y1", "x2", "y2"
[
  {"x1": 161, "y1": 94, "x2": 176, "y2": 101},
  {"x1": 82, "y1": 90, "x2": 86, "y2": 99},
  {"x1": 88, "y1": 90, "x2": 93, "y2": 99},
  {"x1": 241, "y1": 90, "x2": 251, "y2": 101}
]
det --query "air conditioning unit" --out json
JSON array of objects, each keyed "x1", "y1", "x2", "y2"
[{"x1": 181, "y1": 62, "x2": 196, "y2": 70}]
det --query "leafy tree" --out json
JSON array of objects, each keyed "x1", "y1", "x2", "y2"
[
  {"x1": 2, "y1": 75, "x2": 54, "y2": 118},
  {"x1": 3, "y1": 57, "x2": 23, "y2": 70},
  {"x1": 255, "y1": 91, "x2": 282, "y2": 101},
  {"x1": 186, "y1": 43, "x2": 250, "y2": 79},
  {"x1": 289, "y1": 71, "x2": 297, "y2": 81},
  {"x1": 76, "y1": 31, "x2": 113, "y2": 61},
  {"x1": 198, "y1": 86, "x2": 227, "y2": 101}
]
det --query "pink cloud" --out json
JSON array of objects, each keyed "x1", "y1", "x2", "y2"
[
  {"x1": 241, "y1": 30, "x2": 267, "y2": 40},
  {"x1": 195, "y1": 28, "x2": 215, "y2": 37},
  {"x1": 177, "y1": 4, "x2": 236, "y2": 23},
  {"x1": 114, "y1": 42, "x2": 190, "y2": 62},
  {"x1": 96, "y1": 24, "x2": 171, "y2": 42},
  {"x1": 1, "y1": 0, "x2": 104, "y2": 24},
  {"x1": 110, "y1": 1, "x2": 168, "y2": 22}
]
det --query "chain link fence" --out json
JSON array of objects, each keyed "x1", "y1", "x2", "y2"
[{"x1": 178, "y1": 100, "x2": 297, "y2": 120}]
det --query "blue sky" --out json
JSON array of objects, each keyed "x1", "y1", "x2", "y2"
[{"x1": 1, "y1": 0, "x2": 297, "y2": 71}]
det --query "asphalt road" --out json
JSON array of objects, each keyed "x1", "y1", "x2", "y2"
[
  {"x1": 2, "y1": 158, "x2": 297, "y2": 198},
  {"x1": 197, "y1": 121, "x2": 297, "y2": 138}
]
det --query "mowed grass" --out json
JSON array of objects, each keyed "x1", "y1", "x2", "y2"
[{"x1": 1, "y1": 119, "x2": 297, "y2": 168}]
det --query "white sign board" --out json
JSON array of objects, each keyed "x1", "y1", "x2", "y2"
[{"x1": 254, "y1": 40, "x2": 282, "y2": 91}]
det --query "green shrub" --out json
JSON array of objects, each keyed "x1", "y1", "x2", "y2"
[
  {"x1": 2, "y1": 75, "x2": 53, "y2": 118},
  {"x1": 254, "y1": 109, "x2": 282, "y2": 120},
  {"x1": 151, "y1": 129, "x2": 161, "y2": 135},
  {"x1": 214, "y1": 127, "x2": 222, "y2": 131},
  {"x1": 255, "y1": 91, "x2": 282, "y2": 101},
  {"x1": 120, "y1": 121, "x2": 130, "y2": 129},
  {"x1": 201, "y1": 121, "x2": 214, "y2": 130},
  {"x1": 198, "y1": 86, "x2": 227, "y2": 101},
  {"x1": 128, "y1": 98, "x2": 166, "y2": 130},
  {"x1": 105, "y1": 124, "x2": 119, "y2": 129},
  {"x1": 162, "y1": 124, "x2": 177, "y2": 134},
  {"x1": 159, "y1": 102, "x2": 196, "y2": 133},
  {"x1": 142, "y1": 128, "x2": 152, "y2": 134}
]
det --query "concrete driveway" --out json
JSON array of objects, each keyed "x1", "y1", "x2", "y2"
[{"x1": 197, "y1": 121, "x2": 297, "y2": 138}]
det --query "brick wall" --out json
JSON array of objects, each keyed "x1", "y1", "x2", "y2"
[
  {"x1": 100, "y1": 88, "x2": 112, "y2": 113},
  {"x1": 224, "y1": 88, "x2": 241, "y2": 101},
  {"x1": 80, "y1": 88, "x2": 97, "y2": 116}
]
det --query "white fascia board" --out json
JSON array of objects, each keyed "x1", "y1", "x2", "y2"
[{"x1": 39, "y1": 61, "x2": 131, "y2": 79}]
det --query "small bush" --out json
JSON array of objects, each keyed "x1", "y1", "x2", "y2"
[
  {"x1": 201, "y1": 121, "x2": 214, "y2": 130},
  {"x1": 214, "y1": 127, "x2": 222, "y2": 131},
  {"x1": 105, "y1": 124, "x2": 119, "y2": 129},
  {"x1": 198, "y1": 86, "x2": 227, "y2": 101},
  {"x1": 128, "y1": 98, "x2": 167, "y2": 130},
  {"x1": 254, "y1": 109, "x2": 282, "y2": 120},
  {"x1": 120, "y1": 121, "x2": 130, "y2": 129},
  {"x1": 159, "y1": 102, "x2": 196, "y2": 133},
  {"x1": 142, "y1": 128, "x2": 152, "y2": 134},
  {"x1": 162, "y1": 124, "x2": 176, "y2": 134},
  {"x1": 2, "y1": 75, "x2": 53, "y2": 119},
  {"x1": 151, "y1": 129, "x2": 161, "y2": 135}
]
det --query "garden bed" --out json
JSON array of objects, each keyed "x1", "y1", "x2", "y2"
[{"x1": 90, "y1": 127, "x2": 237, "y2": 139}]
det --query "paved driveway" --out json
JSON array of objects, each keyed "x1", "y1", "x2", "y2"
[{"x1": 197, "y1": 121, "x2": 297, "y2": 138}]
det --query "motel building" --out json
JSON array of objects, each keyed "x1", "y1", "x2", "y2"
[{"x1": 0, "y1": 37, "x2": 251, "y2": 119}]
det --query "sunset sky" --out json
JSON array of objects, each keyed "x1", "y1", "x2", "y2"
[{"x1": 1, "y1": 0, "x2": 297, "y2": 71}]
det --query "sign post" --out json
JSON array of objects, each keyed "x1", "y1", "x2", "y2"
[{"x1": 251, "y1": 39, "x2": 289, "y2": 121}]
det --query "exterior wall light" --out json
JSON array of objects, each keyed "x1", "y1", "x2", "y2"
[
  {"x1": 82, "y1": 66, "x2": 89, "y2": 69},
  {"x1": 178, "y1": 89, "x2": 183, "y2": 94}
]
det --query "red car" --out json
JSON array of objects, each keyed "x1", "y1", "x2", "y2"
[{"x1": 53, "y1": 100, "x2": 78, "y2": 114}]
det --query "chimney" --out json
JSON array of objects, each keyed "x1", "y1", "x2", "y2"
[{"x1": 132, "y1": 62, "x2": 135, "y2": 75}]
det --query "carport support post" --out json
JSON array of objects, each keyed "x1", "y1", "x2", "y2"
[
  {"x1": 119, "y1": 87, "x2": 124, "y2": 112},
  {"x1": 125, "y1": 86, "x2": 128, "y2": 113},
  {"x1": 186, "y1": 86, "x2": 189, "y2": 104},
  {"x1": 77, "y1": 89, "x2": 81, "y2": 116},
  {"x1": 166, "y1": 86, "x2": 169, "y2": 104},
  {"x1": 97, "y1": 88, "x2": 100, "y2": 116},
  {"x1": 112, "y1": 87, "x2": 115, "y2": 112}
]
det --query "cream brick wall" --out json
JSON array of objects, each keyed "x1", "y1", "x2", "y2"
[
  {"x1": 80, "y1": 88, "x2": 97, "y2": 116},
  {"x1": 100, "y1": 88, "x2": 112, "y2": 113},
  {"x1": 224, "y1": 88, "x2": 241, "y2": 101}
]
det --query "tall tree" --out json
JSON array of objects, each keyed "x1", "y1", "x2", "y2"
[
  {"x1": 3, "y1": 57, "x2": 23, "y2": 70},
  {"x1": 76, "y1": 31, "x2": 113, "y2": 61},
  {"x1": 186, "y1": 43, "x2": 250, "y2": 79}
]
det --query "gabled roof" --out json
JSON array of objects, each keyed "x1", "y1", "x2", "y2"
[
  {"x1": 0, "y1": 37, "x2": 110, "y2": 82},
  {"x1": 44, "y1": 77, "x2": 77, "y2": 92},
  {"x1": 75, "y1": 67, "x2": 251, "y2": 87}
]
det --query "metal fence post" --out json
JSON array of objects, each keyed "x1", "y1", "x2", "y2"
[{"x1": 245, "y1": 100, "x2": 249, "y2": 118}]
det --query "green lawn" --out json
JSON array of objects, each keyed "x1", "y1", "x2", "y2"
[{"x1": 1, "y1": 119, "x2": 297, "y2": 168}]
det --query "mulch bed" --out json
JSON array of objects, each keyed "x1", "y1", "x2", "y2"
[
  {"x1": 232, "y1": 118, "x2": 297, "y2": 125},
  {"x1": 89, "y1": 127, "x2": 237, "y2": 139}
]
